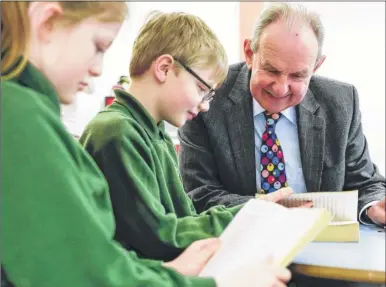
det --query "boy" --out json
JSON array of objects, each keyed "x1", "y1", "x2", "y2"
[{"x1": 80, "y1": 11, "x2": 241, "y2": 261}]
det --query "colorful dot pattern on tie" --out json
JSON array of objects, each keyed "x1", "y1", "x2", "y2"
[{"x1": 260, "y1": 113, "x2": 288, "y2": 194}]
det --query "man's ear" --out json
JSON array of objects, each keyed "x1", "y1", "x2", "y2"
[
  {"x1": 313, "y1": 55, "x2": 326, "y2": 73},
  {"x1": 244, "y1": 39, "x2": 254, "y2": 69},
  {"x1": 153, "y1": 54, "x2": 174, "y2": 83},
  {"x1": 28, "y1": 2, "x2": 63, "y2": 43}
]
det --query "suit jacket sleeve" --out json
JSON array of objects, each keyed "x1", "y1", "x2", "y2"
[
  {"x1": 178, "y1": 114, "x2": 253, "y2": 213},
  {"x1": 344, "y1": 85, "x2": 385, "y2": 218}
]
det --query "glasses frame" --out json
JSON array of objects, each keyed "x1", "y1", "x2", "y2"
[{"x1": 174, "y1": 59, "x2": 216, "y2": 103}]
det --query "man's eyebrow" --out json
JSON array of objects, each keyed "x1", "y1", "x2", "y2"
[
  {"x1": 261, "y1": 60, "x2": 309, "y2": 77},
  {"x1": 291, "y1": 68, "x2": 309, "y2": 77},
  {"x1": 261, "y1": 60, "x2": 281, "y2": 72}
]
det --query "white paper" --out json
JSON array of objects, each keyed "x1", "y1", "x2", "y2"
[
  {"x1": 199, "y1": 199, "x2": 328, "y2": 278},
  {"x1": 279, "y1": 190, "x2": 358, "y2": 221}
]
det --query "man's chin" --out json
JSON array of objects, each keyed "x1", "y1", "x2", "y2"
[
  {"x1": 253, "y1": 95, "x2": 287, "y2": 113},
  {"x1": 261, "y1": 103, "x2": 289, "y2": 114}
]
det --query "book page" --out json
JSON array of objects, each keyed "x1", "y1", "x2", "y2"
[
  {"x1": 199, "y1": 199, "x2": 330, "y2": 278},
  {"x1": 278, "y1": 190, "x2": 358, "y2": 221}
]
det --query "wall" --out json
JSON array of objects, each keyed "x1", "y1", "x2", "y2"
[
  {"x1": 295, "y1": 2, "x2": 385, "y2": 175},
  {"x1": 239, "y1": 2, "x2": 264, "y2": 61}
]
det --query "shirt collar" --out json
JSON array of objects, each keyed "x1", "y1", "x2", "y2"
[{"x1": 252, "y1": 97, "x2": 296, "y2": 125}]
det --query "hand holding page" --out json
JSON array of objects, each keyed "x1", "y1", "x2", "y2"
[
  {"x1": 278, "y1": 190, "x2": 358, "y2": 221},
  {"x1": 279, "y1": 190, "x2": 359, "y2": 242},
  {"x1": 199, "y1": 199, "x2": 331, "y2": 279}
]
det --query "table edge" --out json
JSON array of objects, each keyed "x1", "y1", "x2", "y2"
[{"x1": 291, "y1": 264, "x2": 386, "y2": 283}]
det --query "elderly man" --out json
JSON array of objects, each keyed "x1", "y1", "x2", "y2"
[{"x1": 178, "y1": 3, "x2": 385, "y2": 226}]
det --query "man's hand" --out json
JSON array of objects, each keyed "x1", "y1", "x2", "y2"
[
  {"x1": 259, "y1": 187, "x2": 313, "y2": 208},
  {"x1": 163, "y1": 238, "x2": 220, "y2": 276},
  {"x1": 367, "y1": 198, "x2": 386, "y2": 225}
]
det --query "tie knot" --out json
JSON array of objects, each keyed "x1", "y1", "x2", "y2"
[{"x1": 264, "y1": 112, "x2": 281, "y2": 126}]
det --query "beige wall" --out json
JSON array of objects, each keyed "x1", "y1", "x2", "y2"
[{"x1": 239, "y1": 2, "x2": 264, "y2": 61}]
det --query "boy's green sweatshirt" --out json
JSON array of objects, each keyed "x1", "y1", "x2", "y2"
[{"x1": 80, "y1": 90, "x2": 242, "y2": 261}]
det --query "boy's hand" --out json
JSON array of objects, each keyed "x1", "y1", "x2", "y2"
[{"x1": 163, "y1": 238, "x2": 220, "y2": 276}]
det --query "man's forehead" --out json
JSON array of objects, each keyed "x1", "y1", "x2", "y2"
[
  {"x1": 263, "y1": 18, "x2": 314, "y2": 36},
  {"x1": 258, "y1": 26, "x2": 318, "y2": 66},
  {"x1": 260, "y1": 20, "x2": 318, "y2": 50}
]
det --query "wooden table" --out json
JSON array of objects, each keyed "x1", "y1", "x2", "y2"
[{"x1": 292, "y1": 225, "x2": 386, "y2": 284}]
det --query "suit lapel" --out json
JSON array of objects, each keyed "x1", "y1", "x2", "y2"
[
  {"x1": 296, "y1": 89, "x2": 326, "y2": 192},
  {"x1": 225, "y1": 65, "x2": 256, "y2": 195}
]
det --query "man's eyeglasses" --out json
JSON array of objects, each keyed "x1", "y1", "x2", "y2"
[{"x1": 174, "y1": 59, "x2": 216, "y2": 103}]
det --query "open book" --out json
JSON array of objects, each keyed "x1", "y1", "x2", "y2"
[
  {"x1": 279, "y1": 190, "x2": 359, "y2": 242},
  {"x1": 199, "y1": 199, "x2": 331, "y2": 278}
]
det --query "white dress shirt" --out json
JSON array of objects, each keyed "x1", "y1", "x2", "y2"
[{"x1": 253, "y1": 98, "x2": 307, "y2": 194}]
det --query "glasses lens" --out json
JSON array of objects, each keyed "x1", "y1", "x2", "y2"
[{"x1": 203, "y1": 90, "x2": 215, "y2": 103}]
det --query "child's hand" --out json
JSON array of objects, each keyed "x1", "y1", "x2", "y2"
[{"x1": 163, "y1": 238, "x2": 220, "y2": 276}]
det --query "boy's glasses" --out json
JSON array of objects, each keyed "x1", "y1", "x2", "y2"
[{"x1": 174, "y1": 59, "x2": 216, "y2": 103}]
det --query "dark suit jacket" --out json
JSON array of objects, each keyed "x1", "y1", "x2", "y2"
[{"x1": 178, "y1": 62, "x2": 385, "y2": 218}]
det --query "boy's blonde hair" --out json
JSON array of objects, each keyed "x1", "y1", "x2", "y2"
[
  {"x1": 1, "y1": 2, "x2": 128, "y2": 81},
  {"x1": 130, "y1": 11, "x2": 228, "y2": 86}
]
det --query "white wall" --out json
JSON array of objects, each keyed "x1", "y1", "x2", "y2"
[
  {"x1": 62, "y1": 2, "x2": 239, "y2": 139},
  {"x1": 293, "y1": 2, "x2": 385, "y2": 175}
]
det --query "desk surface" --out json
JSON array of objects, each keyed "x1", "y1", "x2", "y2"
[{"x1": 292, "y1": 225, "x2": 386, "y2": 283}]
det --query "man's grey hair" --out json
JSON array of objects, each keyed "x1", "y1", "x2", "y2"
[{"x1": 250, "y1": 3, "x2": 325, "y2": 60}]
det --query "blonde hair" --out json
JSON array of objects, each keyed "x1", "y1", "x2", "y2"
[
  {"x1": 129, "y1": 11, "x2": 228, "y2": 86},
  {"x1": 251, "y1": 3, "x2": 324, "y2": 60},
  {"x1": 1, "y1": 2, "x2": 128, "y2": 81}
]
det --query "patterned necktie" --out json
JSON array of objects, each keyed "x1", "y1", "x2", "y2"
[{"x1": 260, "y1": 113, "x2": 288, "y2": 194}]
